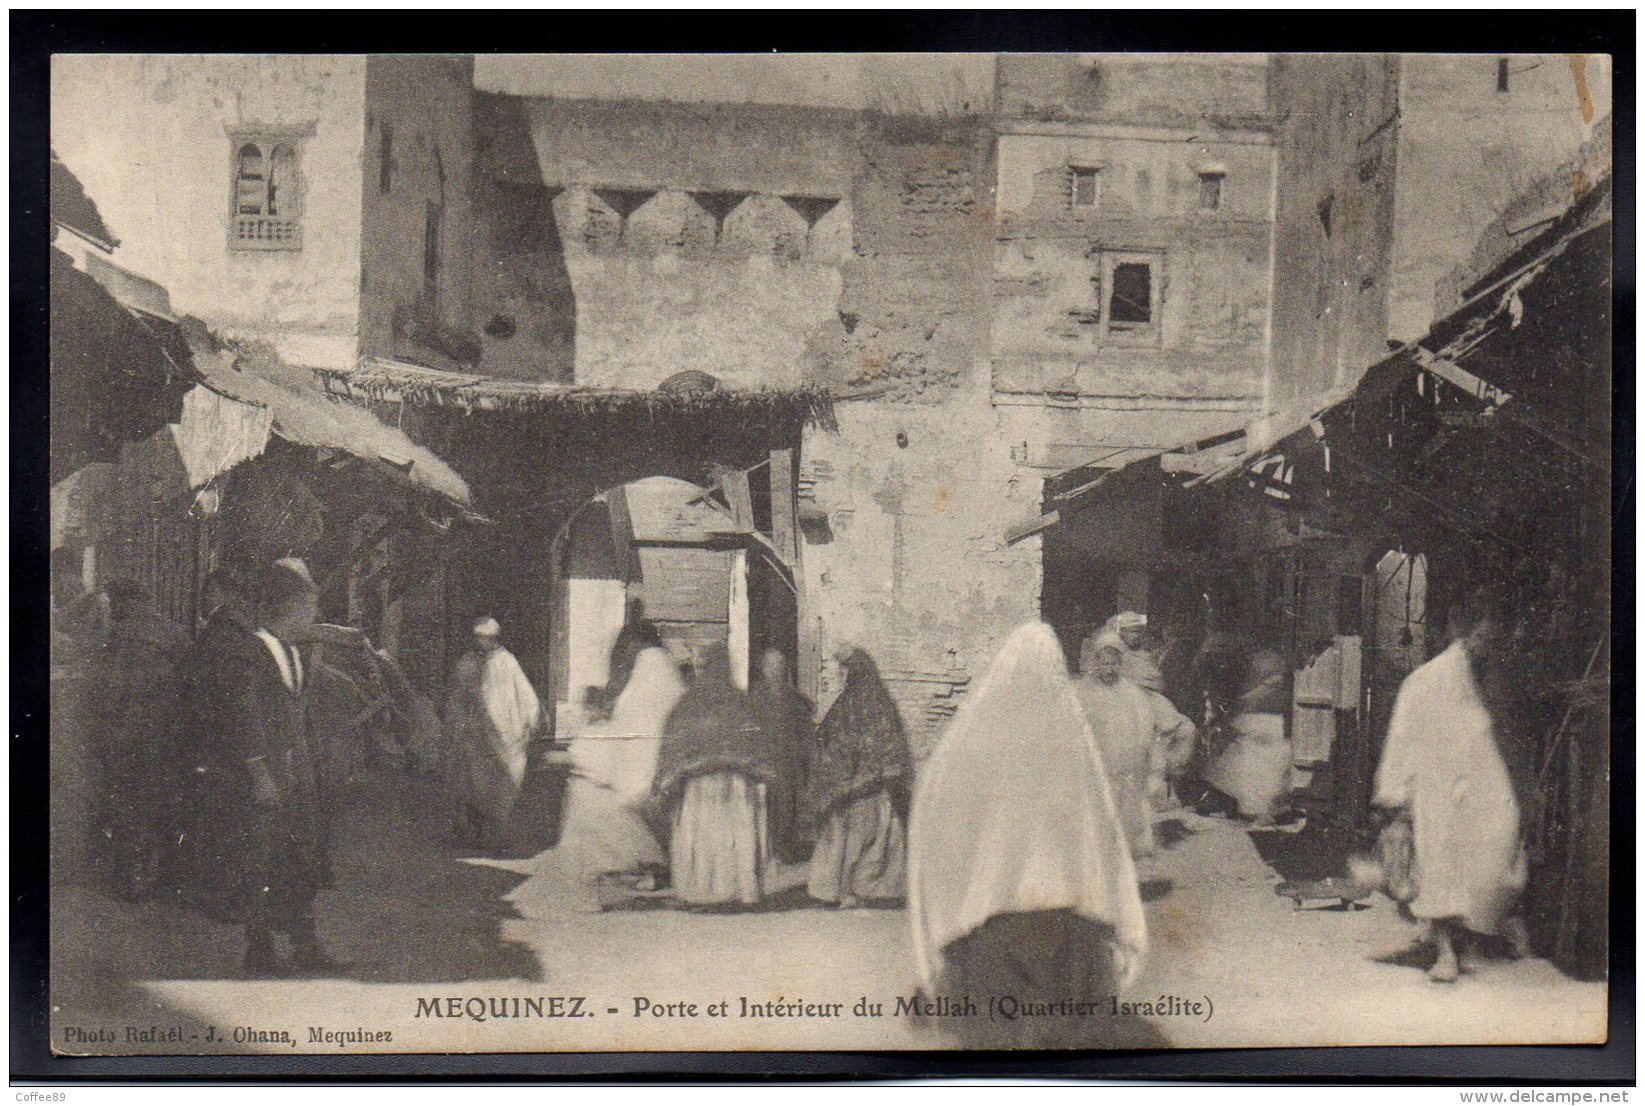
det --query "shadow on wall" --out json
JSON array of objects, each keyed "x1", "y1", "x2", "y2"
[{"x1": 473, "y1": 93, "x2": 575, "y2": 383}]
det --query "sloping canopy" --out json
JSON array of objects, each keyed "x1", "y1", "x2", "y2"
[
  {"x1": 50, "y1": 150, "x2": 118, "y2": 249},
  {"x1": 49, "y1": 249, "x2": 191, "y2": 484},
  {"x1": 183, "y1": 329, "x2": 474, "y2": 510},
  {"x1": 1114, "y1": 176, "x2": 1612, "y2": 507}
]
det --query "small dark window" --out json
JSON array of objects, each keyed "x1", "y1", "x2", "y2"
[
  {"x1": 1497, "y1": 57, "x2": 1510, "y2": 93},
  {"x1": 379, "y1": 122, "x2": 393, "y2": 194},
  {"x1": 1070, "y1": 166, "x2": 1099, "y2": 208},
  {"x1": 1109, "y1": 262, "x2": 1153, "y2": 325},
  {"x1": 1198, "y1": 171, "x2": 1225, "y2": 211},
  {"x1": 423, "y1": 201, "x2": 442, "y2": 295},
  {"x1": 1317, "y1": 194, "x2": 1334, "y2": 239},
  {"x1": 236, "y1": 144, "x2": 266, "y2": 215}
]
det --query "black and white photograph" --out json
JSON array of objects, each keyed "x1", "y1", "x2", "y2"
[{"x1": 36, "y1": 45, "x2": 1615, "y2": 1059}]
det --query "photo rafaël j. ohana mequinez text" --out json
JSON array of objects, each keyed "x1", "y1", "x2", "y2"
[{"x1": 47, "y1": 50, "x2": 1612, "y2": 1055}]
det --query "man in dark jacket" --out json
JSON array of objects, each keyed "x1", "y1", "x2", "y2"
[{"x1": 193, "y1": 558, "x2": 337, "y2": 976}]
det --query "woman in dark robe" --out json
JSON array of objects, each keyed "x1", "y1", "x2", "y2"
[
  {"x1": 909, "y1": 622, "x2": 1148, "y2": 1048},
  {"x1": 654, "y1": 645, "x2": 789, "y2": 908},
  {"x1": 806, "y1": 646, "x2": 911, "y2": 907},
  {"x1": 748, "y1": 647, "x2": 815, "y2": 864}
]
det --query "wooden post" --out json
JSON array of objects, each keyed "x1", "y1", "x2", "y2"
[
  {"x1": 770, "y1": 448, "x2": 797, "y2": 567},
  {"x1": 728, "y1": 549, "x2": 750, "y2": 690},
  {"x1": 712, "y1": 464, "x2": 756, "y2": 533}
]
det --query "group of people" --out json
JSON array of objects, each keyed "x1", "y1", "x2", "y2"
[
  {"x1": 444, "y1": 609, "x2": 914, "y2": 916},
  {"x1": 901, "y1": 588, "x2": 1533, "y2": 1047},
  {"x1": 54, "y1": 545, "x2": 1534, "y2": 996}
]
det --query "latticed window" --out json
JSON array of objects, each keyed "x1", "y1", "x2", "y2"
[{"x1": 229, "y1": 135, "x2": 303, "y2": 251}]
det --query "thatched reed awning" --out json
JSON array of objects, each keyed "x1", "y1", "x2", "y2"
[{"x1": 316, "y1": 357, "x2": 838, "y2": 430}]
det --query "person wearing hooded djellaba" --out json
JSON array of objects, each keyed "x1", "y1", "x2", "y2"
[
  {"x1": 909, "y1": 622, "x2": 1148, "y2": 1049},
  {"x1": 653, "y1": 643, "x2": 789, "y2": 910},
  {"x1": 1373, "y1": 588, "x2": 1530, "y2": 983},
  {"x1": 1074, "y1": 628, "x2": 1163, "y2": 860},
  {"x1": 444, "y1": 616, "x2": 543, "y2": 851},
  {"x1": 806, "y1": 645, "x2": 911, "y2": 907}
]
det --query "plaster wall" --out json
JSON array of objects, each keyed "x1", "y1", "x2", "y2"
[
  {"x1": 475, "y1": 53, "x2": 996, "y2": 117},
  {"x1": 992, "y1": 130, "x2": 1275, "y2": 403},
  {"x1": 50, "y1": 55, "x2": 368, "y2": 369},
  {"x1": 1389, "y1": 54, "x2": 1609, "y2": 341},
  {"x1": 996, "y1": 53, "x2": 1271, "y2": 128},
  {"x1": 359, "y1": 55, "x2": 478, "y2": 371},
  {"x1": 1266, "y1": 52, "x2": 1401, "y2": 405},
  {"x1": 800, "y1": 392, "x2": 1042, "y2": 756}
]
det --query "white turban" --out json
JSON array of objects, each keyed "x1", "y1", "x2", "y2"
[{"x1": 473, "y1": 616, "x2": 502, "y2": 637}]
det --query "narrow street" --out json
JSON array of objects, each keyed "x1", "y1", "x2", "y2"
[{"x1": 52, "y1": 773, "x2": 1605, "y2": 1054}]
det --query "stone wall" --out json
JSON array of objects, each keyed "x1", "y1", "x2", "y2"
[
  {"x1": 1389, "y1": 54, "x2": 1608, "y2": 341},
  {"x1": 991, "y1": 129, "x2": 1275, "y2": 404},
  {"x1": 800, "y1": 395, "x2": 1042, "y2": 756},
  {"x1": 359, "y1": 55, "x2": 478, "y2": 371},
  {"x1": 1266, "y1": 52, "x2": 1401, "y2": 405},
  {"x1": 997, "y1": 53, "x2": 1271, "y2": 129},
  {"x1": 50, "y1": 55, "x2": 368, "y2": 369},
  {"x1": 459, "y1": 90, "x2": 1027, "y2": 749}
]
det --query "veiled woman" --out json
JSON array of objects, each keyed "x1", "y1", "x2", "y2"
[
  {"x1": 909, "y1": 622, "x2": 1147, "y2": 1049},
  {"x1": 654, "y1": 645, "x2": 788, "y2": 909},
  {"x1": 505, "y1": 643, "x2": 684, "y2": 919},
  {"x1": 806, "y1": 646, "x2": 911, "y2": 907}
]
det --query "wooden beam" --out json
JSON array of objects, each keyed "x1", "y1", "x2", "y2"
[
  {"x1": 1412, "y1": 348, "x2": 1602, "y2": 467},
  {"x1": 711, "y1": 463, "x2": 755, "y2": 533},
  {"x1": 1005, "y1": 510, "x2": 1060, "y2": 545},
  {"x1": 1410, "y1": 347, "x2": 1511, "y2": 406},
  {"x1": 688, "y1": 457, "x2": 770, "y2": 506},
  {"x1": 769, "y1": 448, "x2": 797, "y2": 567}
]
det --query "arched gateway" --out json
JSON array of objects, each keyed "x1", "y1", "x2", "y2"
[{"x1": 548, "y1": 474, "x2": 794, "y2": 734}]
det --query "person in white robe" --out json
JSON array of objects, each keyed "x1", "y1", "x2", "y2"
[
  {"x1": 444, "y1": 617, "x2": 541, "y2": 851},
  {"x1": 1101, "y1": 613, "x2": 1197, "y2": 810},
  {"x1": 505, "y1": 645, "x2": 684, "y2": 919},
  {"x1": 909, "y1": 622, "x2": 1146, "y2": 1048},
  {"x1": 1373, "y1": 600, "x2": 1528, "y2": 982},
  {"x1": 1074, "y1": 630, "x2": 1163, "y2": 859},
  {"x1": 1203, "y1": 646, "x2": 1294, "y2": 824}
]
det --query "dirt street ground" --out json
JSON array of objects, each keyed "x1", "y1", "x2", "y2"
[{"x1": 50, "y1": 773, "x2": 1606, "y2": 1054}]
